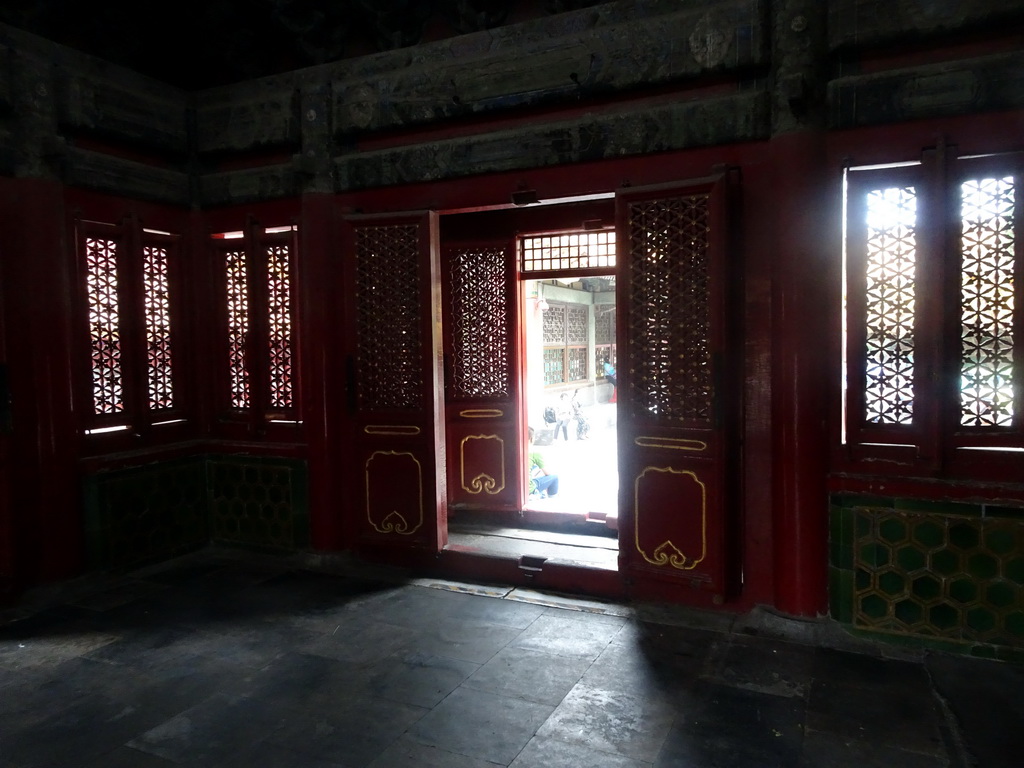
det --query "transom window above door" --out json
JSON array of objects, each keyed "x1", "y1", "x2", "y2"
[{"x1": 520, "y1": 231, "x2": 615, "y2": 273}]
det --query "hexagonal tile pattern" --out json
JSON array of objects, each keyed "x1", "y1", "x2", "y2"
[
  {"x1": 91, "y1": 459, "x2": 208, "y2": 569},
  {"x1": 209, "y1": 459, "x2": 299, "y2": 550},
  {"x1": 853, "y1": 507, "x2": 1024, "y2": 645}
]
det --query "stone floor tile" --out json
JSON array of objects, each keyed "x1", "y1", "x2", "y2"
[
  {"x1": 412, "y1": 614, "x2": 526, "y2": 664},
  {"x1": 703, "y1": 634, "x2": 817, "y2": 698},
  {"x1": 3, "y1": 690, "x2": 170, "y2": 766},
  {"x1": 367, "y1": 735, "x2": 503, "y2": 768},
  {"x1": 536, "y1": 682, "x2": 676, "y2": 763},
  {"x1": 805, "y1": 679, "x2": 946, "y2": 757},
  {"x1": 126, "y1": 692, "x2": 285, "y2": 765},
  {"x1": 799, "y1": 731, "x2": 949, "y2": 768},
  {"x1": 0, "y1": 608, "x2": 119, "y2": 671},
  {"x1": 813, "y1": 646, "x2": 930, "y2": 690},
  {"x1": 1, "y1": 549, "x2": 1017, "y2": 768},
  {"x1": 240, "y1": 650, "x2": 370, "y2": 710},
  {"x1": 302, "y1": 617, "x2": 421, "y2": 664},
  {"x1": 509, "y1": 612, "x2": 621, "y2": 661},
  {"x1": 79, "y1": 745, "x2": 181, "y2": 768},
  {"x1": 266, "y1": 692, "x2": 428, "y2": 766},
  {"x1": 406, "y1": 685, "x2": 554, "y2": 765},
  {"x1": 510, "y1": 734, "x2": 654, "y2": 767},
  {"x1": 220, "y1": 742, "x2": 348, "y2": 768},
  {"x1": 360, "y1": 649, "x2": 480, "y2": 708},
  {"x1": 355, "y1": 584, "x2": 470, "y2": 628},
  {"x1": 462, "y1": 644, "x2": 592, "y2": 706},
  {"x1": 582, "y1": 624, "x2": 716, "y2": 703},
  {"x1": 448, "y1": 590, "x2": 548, "y2": 629},
  {"x1": 657, "y1": 681, "x2": 805, "y2": 767},
  {"x1": 925, "y1": 651, "x2": 1024, "y2": 768}
]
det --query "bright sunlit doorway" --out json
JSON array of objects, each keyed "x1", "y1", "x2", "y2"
[
  {"x1": 444, "y1": 221, "x2": 622, "y2": 572},
  {"x1": 518, "y1": 231, "x2": 619, "y2": 550}
]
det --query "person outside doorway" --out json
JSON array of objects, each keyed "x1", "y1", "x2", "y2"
[
  {"x1": 527, "y1": 427, "x2": 559, "y2": 498},
  {"x1": 554, "y1": 392, "x2": 572, "y2": 441}
]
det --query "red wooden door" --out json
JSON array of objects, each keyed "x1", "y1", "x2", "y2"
[
  {"x1": 441, "y1": 240, "x2": 522, "y2": 515},
  {"x1": 616, "y1": 176, "x2": 739, "y2": 600},
  {"x1": 340, "y1": 212, "x2": 446, "y2": 552}
]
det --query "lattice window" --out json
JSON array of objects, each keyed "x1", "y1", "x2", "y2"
[
  {"x1": 521, "y1": 231, "x2": 615, "y2": 272},
  {"x1": 595, "y1": 307, "x2": 615, "y2": 345},
  {"x1": 567, "y1": 305, "x2": 588, "y2": 345},
  {"x1": 266, "y1": 244, "x2": 293, "y2": 409},
  {"x1": 543, "y1": 347, "x2": 564, "y2": 386},
  {"x1": 595, "y1": 347, "x2": 612, "y2": 378},
  {"x1": 79, "y1": 220, "x2": 182, "y2": 432},
  {"x1": 143, "y1": 245, "x2": 174, "y2": 411},
  {"x1": 354, "y1": 224, "x2": 422, "y2": 410},
  {"x1": 542, "y1": 303, "x2": 565, "y2": 345},
  {"x1": 225, "y1": 249, "x2": 251, "y2": 409},
  {"x1": 864, "y1": 187, "x2": 917, "y2": 425},
  {"x1": 568, "y1": 348, "x2": 588, "y2": 381},
  {"x1": 960, "y1": 177, "x2": 1015, "y2": 427},
  {"x1": 627, "y1": 194, "x2": 712, "y2": 422},
  {"x1": 214, "y1": 224, "x2": 297, "y2": 420},
  {"x1": 449, "y1": 246, "x2": 509, "y2": 399},
  {"x1": 543, "y1": 302, "x2": 589, "y2": 385},
  {"x1": 844, "y1": 157, "x2": 1024, "y2": 465},
  {"x1": 595, "y1": 307, "x2": 616, "y2": 380},
  {"x1": 86, "y1": 236, "x2": 124, "y2": 415}
]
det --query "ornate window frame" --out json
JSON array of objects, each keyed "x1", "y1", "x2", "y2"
[
  {"x1": 842, "y1": 151, "x2": 1024, "y2": 477},
  {"x1": 75, "y1": 215, "x2": 184, "y2": 435}
]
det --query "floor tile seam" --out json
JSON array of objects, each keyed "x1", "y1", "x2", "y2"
[
  {"x1": 800, "y1": 722, "x2": 951, "y2": 764},
  {"x1": 398, "y1": 726, "x2": 500, "y2": 768},
  {"x1": 922, "y1": 657, "x2": 974, "y2": 768}
]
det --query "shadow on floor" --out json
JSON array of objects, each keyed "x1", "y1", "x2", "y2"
[{"x1": 1, "y1": 548, "x2": 1021, "y2": 767}]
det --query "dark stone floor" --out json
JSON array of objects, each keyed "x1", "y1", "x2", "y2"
[{"x1": 1, "y1": 549, "x2": 1021, "y2": 768}]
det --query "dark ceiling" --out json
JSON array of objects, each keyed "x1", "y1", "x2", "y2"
[{"x1": 0, "y1": 0, "x2": 604, "y2": 90}]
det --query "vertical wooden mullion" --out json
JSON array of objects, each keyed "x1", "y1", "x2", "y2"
[
  {"x1": 163, "y1": 232, "x2": 184, "y2": 418},
  {"x1": 288, "y1": 226, "x2": 300, "y2": 419},
  {"x1": 119, "y1": 214, "x2": 146, "y2": 432},
  {"x1": 843, "y1": 176, "x2": 869, "y2": 448},
  {"x1": 245, "y1": 219, "x2": 268, "y2": 426},
  {"x1": 916, "y1": 146, "x2": 950, "y2": 470}
]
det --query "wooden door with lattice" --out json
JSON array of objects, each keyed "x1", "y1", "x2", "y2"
[
  {"x1": 440, "y1": 240, "x2": 523, "y2": 515},
  {"x1": 340, "y1": 211, "x2": 447, "y2": 552},
  {"x1": 615, "y1": 175, "x2": 739, "y2": 600}
]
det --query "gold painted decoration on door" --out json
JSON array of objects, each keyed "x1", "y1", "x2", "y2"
[
  {"x1": 634, "y1": 466, "x2": 707, "y2": 570},
  {"x1": 365, "y1": 450, "x2": 423, "y2": 534},
  {"x1": 460, "y1": 434, "x2": 505, "y2": 494}
]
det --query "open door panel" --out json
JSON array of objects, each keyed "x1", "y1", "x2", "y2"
[
  {"x1": 340, "y1": 211, "x2": 446, "y2": 553},
  {"x1": 441, "y1": 239, "x2": 522, "y2": 515},
  {"x1": 615, "y1": 174, "x2": 739, "y2": 600}
]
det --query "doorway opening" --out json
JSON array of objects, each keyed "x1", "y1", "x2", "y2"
[
  {"x1": 445, "y1": 225, "x2": 621, "y2": 571},
  {"x1": 522, "y1": 276, "x2": 618, "y2": 523}
]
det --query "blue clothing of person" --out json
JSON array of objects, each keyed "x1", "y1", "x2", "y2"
[{"x1": 529, "y1": 451, "x2": 559, "y2": 497}]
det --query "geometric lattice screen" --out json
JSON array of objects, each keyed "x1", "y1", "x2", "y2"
[
  {"x1": 354, "y1": 224, "x2": 422, "y2": 410},
  {"x1": 863, "y1": 186, "x2": 917, "y2": 425},
  {"x1": 626, "y1": 194, "x2": 712, "y2": 422},
  {"x1": 448, "y1": 246, "x2": 509, "y2": 399},
  {"x1": 959, "y1": 176, "x2": 1015, "y2": 428},
  {"x1": 85, "y1": 237, "x2": 124, "y2": 416},
  {"x1": 852, "y1": 507, "x2": 1024, "y2": 648},
  {"x1": 85, "y1": 456, "x2": 307, "y2": 570},
  {"x1": 86, "y1": 459, "x2": 207, "y2": 569},
  {"x1": 209, "y1": 458, "x2": 302, "y2": 550}
]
